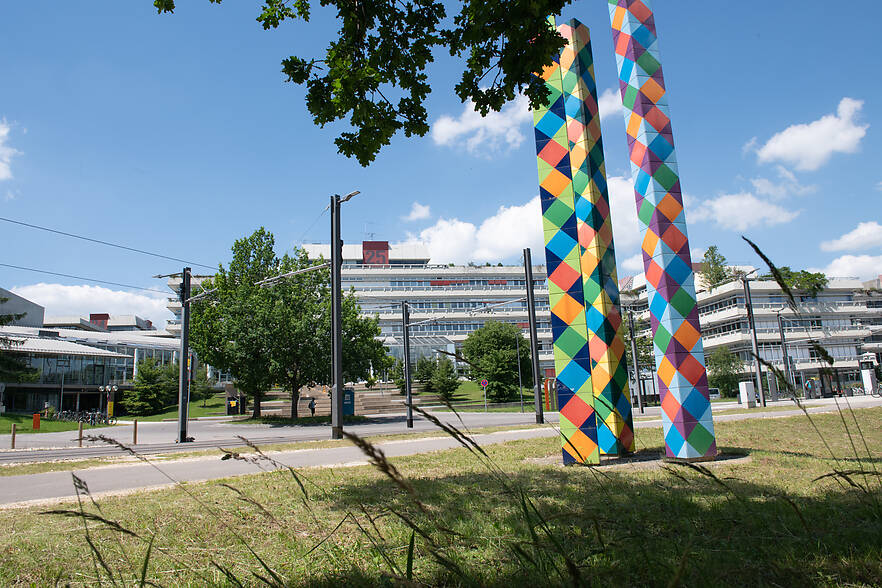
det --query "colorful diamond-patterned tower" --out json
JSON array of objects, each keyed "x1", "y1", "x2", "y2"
[
  {"x1": 533, "y1": 18, "x2": 633, "y2": 463},
  {"x1": 609, "y1": 0, "x2": 716, "y2": 459}
]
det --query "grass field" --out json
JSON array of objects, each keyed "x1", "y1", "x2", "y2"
[
  {"x1": 131, "y1": 394, "x2": 228, "y2": 422},
  {"x1": 0, "y1": 414, "x2": 113, "y2": 435},
  {"x1": 1, "y1": 407, "x2": 880, "y2": 586}
]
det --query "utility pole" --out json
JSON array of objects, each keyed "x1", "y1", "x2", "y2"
[
  {"x1": 524, "y1": 248, "x2": 544, "y2": 424},
  {"x1": 777, "y1": 311, "x2": 794, "y2": 390},
  {"x1": 627, "y1": 309, "x2": 644, "y2": 414},
  {"x1": 742, "y1": 275, "x2": 766, "y2": 406},
  {"x1": 330, "y1": 195, "x2": 344, "y2": 439},
  {"x1": 177, "y1": 267, "x2": 192, "y2": 443},
  {"x1": 401, "y1": 301, "x2": 414, "y2": 428}
]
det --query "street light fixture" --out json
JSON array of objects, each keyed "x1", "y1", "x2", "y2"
[{"x1": 331, "y1": 190, "x2": 360, "y2": 440}]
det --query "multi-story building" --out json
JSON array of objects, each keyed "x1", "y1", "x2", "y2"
[
  {"x1": 44, "y1": 313, "x2": 159, "y2": 332},
  {"x1": 0, "y1": 323, "x2": 180, "y2": 413},
  {"x1": 620, "y1": 269, "x2": 882, "y2": 394},
  {"x1": 163, "y1": 242, "x2": 555, "y2": 379},
  {"x1": 301, "y1": 241, "x2": 555, "y2": 374}
]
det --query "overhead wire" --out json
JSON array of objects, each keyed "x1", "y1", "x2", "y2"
[
  {"x1": 0, "y1": 263, "x2": 171, "y2": 295},
  {"x1": 0, "y1": 216, "x2": 217, "y2": 270}
]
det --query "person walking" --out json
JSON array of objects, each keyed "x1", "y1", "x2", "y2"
[{"x1": 308, "y1": 397, "x2": 316, "y2": 417}]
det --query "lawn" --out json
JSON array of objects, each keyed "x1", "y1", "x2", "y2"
[
  {"x1": 130, "y1": 394, "x2": 228, "y2": 422},
  {"x1": 1, "y1": 408, "x2": 881, "y2": 586},
  {"x1": 0, "y1": 414, "x2": 113, "y2": 435}
]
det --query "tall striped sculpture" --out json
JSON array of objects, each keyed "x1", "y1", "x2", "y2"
[
  {"x1": 533, "y1": 18, "x2": 633, "y2": 464},
  {"x1": 609, "y1": 0, "x2": 716, "y2": 459}
]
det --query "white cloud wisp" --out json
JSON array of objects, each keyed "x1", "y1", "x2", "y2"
[
  {"x1": 431, "y1": 95, "x2": 532, "y2": 156},
  {"x1": 820, "y1": 221, "x2": 882, "y2": 252},
  {"x1": 0, "y1": 119, "x2": 20, "y2": 182},
  {"x1": 10, "y1": 283, "x2": 172, "y2": 328},
  {"x1": 403, "y1": 202, "x2": 431, "y2": 222},
  {"x1": 817, "y1": 255, "x2": 882, "y2": 281},
  {"x1": 755, "y1": 98, "x2": 868, "y2": 171},
  {"x1": 689, "y1": 192, "x2": 799, "y2": 231}
]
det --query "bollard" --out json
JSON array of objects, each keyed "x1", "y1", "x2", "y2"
[
  {"x1": 78, "y1": 421, "x2": 83, "y2": 447},
  {"x1": 10, "y1": 423, "x2": 15, "y2": 449},
  {"x1": 133, "y1": 419, "x2": 138, "y2": 445},
  {"x1": 33, "y1": 413, "x2": 40, "y2": 430}
]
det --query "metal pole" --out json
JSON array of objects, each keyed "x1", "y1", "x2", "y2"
[
  {"x1": 742, "y1": 277, "x2": 766, "y2": 406},
  {"x1": 627, "y1": 309, "x2": 644, "y2": 414},
  {"x1": 516, "y1": 334, "x2": 524, "y2": 413},
  {"x1": 777, "y1": 311, "x2": 794, "y2": 391},
  {"x1": 523, "y1": 248, "x2": 544, "y2": 424},
  {"x1": 177, "y1": 267, "x2": 192, "y2": 442},
  {"x1": 401, "y1": 301, "x2": 413, "y2": 428},
  {"x1": 331, "y1": 195, "x2": 344, "y2": 439}
]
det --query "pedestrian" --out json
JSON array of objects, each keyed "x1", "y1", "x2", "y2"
[{"x1": 308, "y1": 397, "x2": 316, "y2": 417}]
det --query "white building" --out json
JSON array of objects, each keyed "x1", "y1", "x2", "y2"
[
  {"x1": 621, "y1": 269, "x2": 882, "y2": 394},
  {"x1": 166, "y1": 241, "x2": 556, "y2": 376}
]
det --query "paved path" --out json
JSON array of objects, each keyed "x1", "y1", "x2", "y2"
[{"x1": 1, "y1": 395, "x2": 878, "y2": 507}]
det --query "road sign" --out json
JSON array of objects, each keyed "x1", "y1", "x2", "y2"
[{"x1": 480, "y1": 379, "x2": 489, "y2": 388}]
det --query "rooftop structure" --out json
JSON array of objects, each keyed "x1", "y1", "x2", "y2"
[
  {"x1": 0, "y1": 287, "x2": 45, "y2": 328},
  {"x1": 43, "y1": 313, "x2": 157, "y2": 332}
]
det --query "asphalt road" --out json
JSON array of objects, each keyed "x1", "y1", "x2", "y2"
[
  {"x1": 0, "y1": 396, "x2": 879, "y2": 507},
  {"x1": 0, "y1": 410, "x2": 562, "y2": 462}
]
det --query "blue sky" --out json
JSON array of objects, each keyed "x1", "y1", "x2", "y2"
[{"x1": 2, "y1": 0, "x2": 881, "y2": 326}]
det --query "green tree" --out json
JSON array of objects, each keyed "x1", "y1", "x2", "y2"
[
  {"x1": 431, "y1": 356, "x2": 460, "y2": 402},
  {"x1": 706, "y1": 346, "x2": 743, "y2": 398},
  {"x1": 191, "y1": 368, "x2": 217, "y2": 407},
  {"x1": 462, "y1": 320, "x2": 533, "y2": 402},
  {"x1": 414, "y1": 355, "x2": 436, "y2": 392},
  {"x1": 699, "y1": 245, "x2": 732, "y2": 291},
  {"x1": 762, "y1": 266, "x2": 828, "y2": 298},
  {"x1": 390, "y1": 358, "x2": 407, "y2": 395},
  {"x1": 152, "y1": 0, "x2": 570, "y2": 165},
  {"x1": 621, "y1": 315, "x2": 654, "y2": 379},
  {"x1": 267, "y1": 248, "x2": 332, "y2": 418},
  {"x1": 122, "y1": 358, "x2": 169, "y2": 415},
  {"x1": 190, "y1": 228, "x2": 279, "y2": 417},
  {"x1": 0, "y1": 297, "x2": 33, "y2": 382}
]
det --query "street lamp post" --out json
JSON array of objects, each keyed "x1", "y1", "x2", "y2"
[
  {"x1": 330, "y1": 190, "x2": 359, "y2": 440},
  {"x1": 742, "y1": 273, "x2": 766, "y2": 407},
  {"x1": 177, "y1": 267, "x2": 192, "y2": 443},
  {"x1": 776, "y1": 310, "x2": 794, "y2": 392},
  {"x1": 523, "y1": 248, "x2": 544, "y2": 424},
  {"x1": 401, "y1": 301, "x2": 414, "y2": 428},
  {"x1": 627, "y1": 309, "x2": 645, "y2": 414}
]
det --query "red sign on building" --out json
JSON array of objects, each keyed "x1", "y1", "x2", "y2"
[{"x1": 362, "y1": 241, "x2": 389, "y2": 265}]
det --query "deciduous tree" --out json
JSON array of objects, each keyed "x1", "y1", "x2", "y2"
[
  {"x1": 462, "y1": 320, "x2": 532, "y2": 402},
  {"x1": 706, "y1": 346, "x2": 743, "y2": 398},
  {"x1": 152, "y1": 0, "x2": 570, "y2": 165}
]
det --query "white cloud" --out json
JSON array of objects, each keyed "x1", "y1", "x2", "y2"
[
  {"x1": 742, "y1": 136, "x2": 758, "y2": 155},
  {"x1": 402, "y1": 202, "x2": 431, "y2": 222},
  {"x1": 431, "y1": 95, "x2": 533, "y2": 156},
  {"x1": 398, "y1": 180, "x2": 647, "y2": 266},
  {"x1": 755, "y1": 98, "x2": 868, "y2": 171},
  {"x1": 750, "y1": 166, "x2": 816, "y2": 199},
  {"x1": 876, "y1": 181, "x2": 882, "y2": 192},
  {"x1": 820, "y1": 221, "x2": 882, "y2": 252},
  {"x1": 817, "y1": 255, "x2": 882, "y2": 281},
  {"x1": 0, "y1": 119, "x2": 20, "y2": 182},
  {"x1": 10, "y1": 283, "x2": 172, "y2": 329},
  {"x1": 607, "y1": 175, "x2": 641, "y2": 250},
  {"x1": 598, "y1": 88, "x2": 623, "y2": 121},
  {"x1": 621, "y1": 253, "x2": 643, "y2": 273},
  {"x1": 690, "y1": 192, "x2": 799, "y2": 231},
  {"x1": 400, "y1": 197, "x2": 544, "y2": 264}
]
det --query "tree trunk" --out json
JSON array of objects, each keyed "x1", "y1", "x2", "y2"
[
  {"x1": 252, "y1": 394, "x2": 261, "y2": 418},
  {"x1": 290, "y1": 386, "x2": 300, "y2": 419}
]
